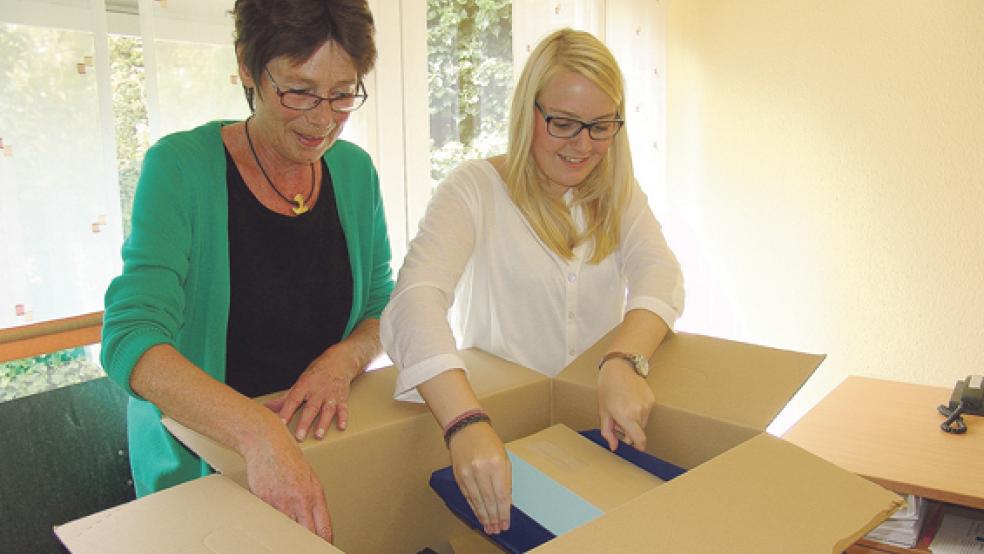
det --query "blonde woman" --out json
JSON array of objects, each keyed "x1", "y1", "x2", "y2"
[{"x1": 381, "y1": 28, "x2": 683, "y2": 535}]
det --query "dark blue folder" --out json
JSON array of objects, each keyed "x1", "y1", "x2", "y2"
[{"x1": 429, "y1": 429, "x2": 687, "y2": 553}]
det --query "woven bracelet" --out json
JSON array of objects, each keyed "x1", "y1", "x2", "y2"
[
  {"x1": 442, "y1": 408, "x2": 485, "y2": 434},
  {"x1": 443, "y1": 411, "x2": 491, "y2": 448}
]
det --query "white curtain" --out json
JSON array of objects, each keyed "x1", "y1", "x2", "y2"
[
  {"x1": 0, "y1": 0, "x2": 122, "y2": 327},
  {"x1": 136, "y1": 0, "x2": 248, "y2": 142}
]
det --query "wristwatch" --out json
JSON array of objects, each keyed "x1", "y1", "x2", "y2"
[{"x1": 598, "y1": 351, "x2": 650, "y2": 378}]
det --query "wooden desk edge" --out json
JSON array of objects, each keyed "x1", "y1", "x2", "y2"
[{"x1": 861, "y1": 474, "x2": 984, "y2": 511}]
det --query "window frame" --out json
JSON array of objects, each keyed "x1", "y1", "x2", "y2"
[{"x1": 0, "y1": 311, "x2": 102, "y2": 363}]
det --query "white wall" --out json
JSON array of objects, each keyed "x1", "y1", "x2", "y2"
[{"x1": 664, "y1": 0, "x2": 984, "y2": 432}]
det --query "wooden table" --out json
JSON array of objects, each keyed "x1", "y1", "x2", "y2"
[
  {"x1": 783, "y1": 376, "x2": 984, "y2": 553},
  {"x1": 784, "y1": 375, "x2": 984, "y2": 509}
]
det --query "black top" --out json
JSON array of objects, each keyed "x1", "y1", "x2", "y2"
[{"x1": 224, "y1": 148, "x2": 353, "y2": 398}]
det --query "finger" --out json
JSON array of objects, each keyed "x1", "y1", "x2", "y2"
[
  {"x1": 614, "y1": 422, "x2": 633, "y2": 447},
  {"x1": 491, "y1": 457, "x2": 512, "y2": 531},
  {"x1": 314, "y1": 401, "x2": 338, "y2": 439},
  {"x1": 599, "y1": 416, "x2": 619, "y2": 452},
  {"x1": 294, "y1": 502, "x2": 316, "y2": 538},
  {"x1": 456, "y1": 470, "x2": 491, "y2": 533},
  {"x1": 277, "y1": 388, "x2": 307, "y2": 425},
  {"x1": 477, "y1": 471, "x2": 501, "y2": 534},
  {"x1": 462, "y1": 495, "x2": 485, "y2": 535},
  {"x1": 294, "y1": 398, "x2": 322, "y2": 441},
  {"x1": 621, "y1": 418, "x2": 647, "y2": 451},
  {"x1": 313, "y1": 490, "x2": 333, "y2": 543},
  {"x1": 335, "y1": 403, "x2": 349, "y2": 431}
]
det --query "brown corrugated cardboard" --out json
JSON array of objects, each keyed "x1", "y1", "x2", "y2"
[
  {"x1": 162, "y1": 349, "x2": 551, "y2": 554},
  {"x1": 448, "y1": 532, "x2": 501, "y2": 554},
  {"x1": 58, "y1": 333, "x2": 903, "y2": 553},
  {"x1": 55, "y1": 474, "x2": 340, "y2": 553},
  {"x1": 531, "y1": 433, "x2": 903, "y2": 553},
  {"x1": 553, "y1": 331, "x2": 827, "y2": 469},
  {"x1": 539, "y1": 331, "x2": 903, "y2": 552}
]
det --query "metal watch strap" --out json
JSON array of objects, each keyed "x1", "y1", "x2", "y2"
[{"x1": 598, "y1": 351, "x2": 647, "y2": 377}]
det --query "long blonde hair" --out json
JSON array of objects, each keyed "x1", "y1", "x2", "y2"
[{"x1": 505, "y1": 28, "x2": 634, "y2": 263}]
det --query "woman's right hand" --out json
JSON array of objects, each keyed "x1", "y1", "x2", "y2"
[
  {"x1": 125, "y1": 345, "x2": 333, "y2": 541},
  {"x1": 242, "y1": 425, "x2": 333, "y2": 543},
  {"x1": 448, "y1": 422, "x2": 512, "y2": 535}
]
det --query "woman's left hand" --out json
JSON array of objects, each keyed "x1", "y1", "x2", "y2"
[
  {"x1": 597, "y1": 363, "x2": 655, "y2": 452},
  {"x1": 266, "y1": 350, "x2": 360, "y2": 441}
]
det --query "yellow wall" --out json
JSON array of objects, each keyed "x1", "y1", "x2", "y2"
[{"x1": 664, "y1": 0, "x2": 984, "y2": 430}]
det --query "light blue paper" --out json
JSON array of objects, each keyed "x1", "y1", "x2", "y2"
[{"x1": 508, "y1": 452, "x2": 603, "y2": 535}]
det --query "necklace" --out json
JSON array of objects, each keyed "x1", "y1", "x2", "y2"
[{"x1": 244, "y1": 116, "x2": 314, "y2": 215}]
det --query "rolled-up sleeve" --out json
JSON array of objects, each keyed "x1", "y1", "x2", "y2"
[
  {"x1": 620, "y1": 180, "x2": 685, "y2": 328},
  {"x1": 101, "y1": 141, "x2": 191, "y2": 398},
  {"x1": 381, "y1": 164, "x2": 482, "y2": 401}
]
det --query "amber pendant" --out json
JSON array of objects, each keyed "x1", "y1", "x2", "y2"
[{"x1": 292, "y1": 194, "x2": 309, "y2": 215}]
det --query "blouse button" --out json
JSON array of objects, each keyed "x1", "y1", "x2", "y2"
[{"x1": 567, "y1": 273, "x2": 577, "y2": 283}]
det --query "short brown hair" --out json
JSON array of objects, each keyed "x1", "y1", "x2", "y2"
[{"x1": 233, "y1": 0, "x2": 376, "y2": 109}]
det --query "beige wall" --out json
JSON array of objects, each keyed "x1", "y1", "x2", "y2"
[{"x1": 663, "y1": 0, "x2": 984, "y2": 431}]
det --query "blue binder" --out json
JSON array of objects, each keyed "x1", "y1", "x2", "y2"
[{"x1": 428, "y1": 429, "x2": 687, "y2": 553}]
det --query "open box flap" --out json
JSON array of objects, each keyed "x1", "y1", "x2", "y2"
[
  {"x1": 557, "y1": 331, "x2": 825, "y2": 431},
  {"x1": 55, "y1": 475, "x2": 339, "y2": 554},
  {"x1": 163, "y1": 349, "x2": 548, "y2": 474},
  {"x1": 530, "y1": 433, "x2": 904, "y2": 554}
]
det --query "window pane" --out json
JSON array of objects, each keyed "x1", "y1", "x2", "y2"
[
  {"x1": 0, "y1": 22, "x2": 122, "y2": 328},
  {"x1": 140, "y1": 0, "x2": 249, "y2": 140},
  {"x1": 154, "y1": 39, "x2": 248, "y2": 139},
  {"x1": 427, "y1": 0, "x2": 512, "y2": 187},
  {"x1": 109, "y1": 34, "x2": 149, "y2": 238},
  {"x1": 0, "y1": 345, "x2": 104, "y2": 403}
]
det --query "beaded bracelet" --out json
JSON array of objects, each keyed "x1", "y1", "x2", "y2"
[{"x1": 443, "y1": 409, "x2": 491, "y2": 448}]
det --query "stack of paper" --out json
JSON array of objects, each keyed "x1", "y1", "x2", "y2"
[
  {"x1": 863, "y1": 494, "x2": 930, "y2": 548},
  {"x1": 929, "y1": 510, "x2": 984, "y2": 554}
]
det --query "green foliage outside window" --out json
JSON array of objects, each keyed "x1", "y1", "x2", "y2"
[
  {"x1": 427, "y1": 0, "x2": 513, "y2": 186},
  {"x1": 109, "y1": 35, "x2": 150, "y2": 238},
  {"x1": 0, "y1": 348, "x2": 105, "y2": 402}
]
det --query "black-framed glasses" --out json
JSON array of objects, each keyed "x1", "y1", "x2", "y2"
[
  {"x1": 535, "y1": 101, "x2": 624, "y2": 140},
  {"x1": 265, "y1": 68, "x2": 368, "y2": 112}
]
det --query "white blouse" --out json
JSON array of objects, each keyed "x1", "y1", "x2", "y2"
[{"x1": 381, "y1": 159, "x2": 684, "y2": 401}]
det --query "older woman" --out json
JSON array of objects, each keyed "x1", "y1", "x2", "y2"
[
  {"x1": 381, "y1": 28, "x2": 684, "y2": 535},
  {"x1": 101, "y1": 0, "x2": 392, "y2": 542}
]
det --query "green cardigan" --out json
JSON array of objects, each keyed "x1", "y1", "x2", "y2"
[{"x1": 101, "y1": 121, "x2": 394, "y2": 496}]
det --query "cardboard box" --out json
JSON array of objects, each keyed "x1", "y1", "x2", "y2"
[
  {"x1": 163, "y1": 348, "x2": 550, "y2": 554},
  {"x1": 54, "y1": 474, "x2": 342, "y2": 553},
  {"x1": 531, "y1": 333, "x2": 904, "y2": 553},
  {"x1": 56, "y1": 333, "x2": 904, "y2": 553}
]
